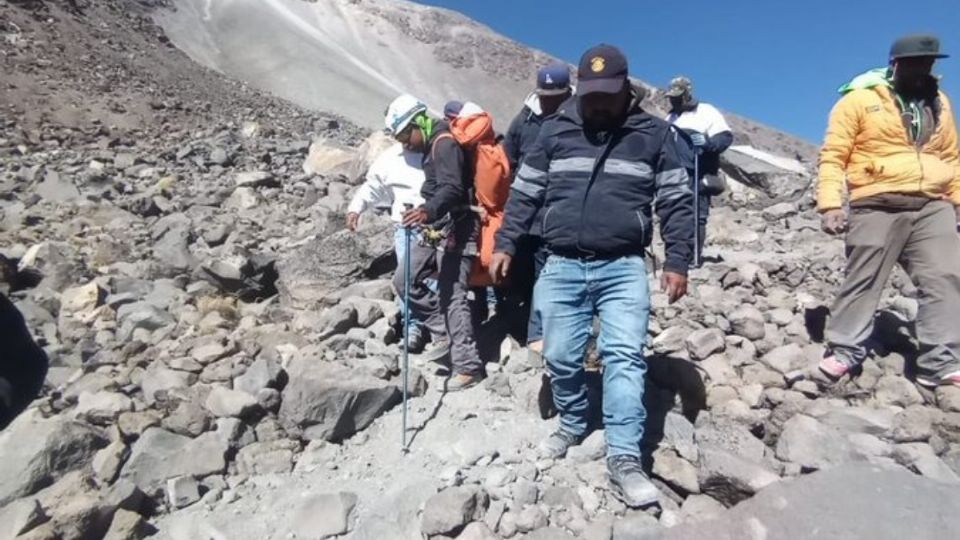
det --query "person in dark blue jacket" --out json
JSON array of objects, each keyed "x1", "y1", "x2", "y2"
[
  {"x1": 502, "y1": 63, "x2": 573, "y2": 353},
  {"x1": 491, "y1": 45, "x2": 693, "y2": 509}
]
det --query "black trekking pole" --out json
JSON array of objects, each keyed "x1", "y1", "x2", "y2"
[{"x1": 693, "y1": 150, "x2": 701, "y2": 268}]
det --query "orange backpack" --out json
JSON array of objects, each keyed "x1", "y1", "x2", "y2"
[{"x1": 434, "y1": 112, "x2": 512, "y2": 287}]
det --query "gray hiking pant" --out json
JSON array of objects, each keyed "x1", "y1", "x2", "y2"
[
  {"x1": 437, "y1": 213, "x2": 482, "y2": 376},
  {"x1": 395, "y1": 214, "x2": 482, "y2": 376},
  {"x1": 826, "y1": 201, "x2": 960, "y2": 378},
  {"x1": 438, "y1": 248, "x2": 482, "y2": 376}
]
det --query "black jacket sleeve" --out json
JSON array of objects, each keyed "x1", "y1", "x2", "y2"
[
  {"x1": 503, "y1": 111, "x2": 525, "y2": 171},
  {"x1": 422, "y1": 136, "x2": 467, "y2": 222},
  {"x1": 705, "y1": 130, "x2": 734, "y2": 154},
  {"x1": 496, "y1": 133, "x2": 550, "y2": 256},
  {"x1": 655, "y1": 126, "x2": 695, "y2": 275}
]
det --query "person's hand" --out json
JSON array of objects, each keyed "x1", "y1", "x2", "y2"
[
  {"x1": 490, "y1": 252, "x2": 512, "y2": 284},
  {"x1": 402, "y1": 206, "x2": 429, "y2": 228},
  {"x1": 690, "y1": 133, "x2": 707, "y2": 148},
  {"x1": 661, "y1": 271, "x2": 688, "y2": 304},
  {"x1": 346, "y1": 212, "x2": 360, "y2": 231},
  {"x1": 821, "y1": 208, "x2": 847, "y2": 235}
]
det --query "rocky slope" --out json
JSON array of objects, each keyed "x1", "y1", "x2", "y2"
[
  {"x1": 154, "y1": 0, "x2": 556, "y2": 131},
  {"x1": 2, "y1": 1, "x2": 960, "y2": 540}
]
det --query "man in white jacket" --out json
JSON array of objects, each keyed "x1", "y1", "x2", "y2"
[
  {"x1": 347, "y1": 143, "x2": 446, "y2": 354},
  {"x1": 665, "y1": 76, "x2": 734, "y2": 265}
]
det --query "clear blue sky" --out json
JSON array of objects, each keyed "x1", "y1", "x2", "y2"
[{"x1": 419, "y1": 0, "x2": 959, "y2": 142}]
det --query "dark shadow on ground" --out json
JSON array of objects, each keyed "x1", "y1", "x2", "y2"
[
  {"x1": 804, "y1": 305, "x2": 830, "y2": 343},
  {"x1": 641, "y1": 354, "x2": 708, "y2": 470},
  {"x1": 404, "y1": 372, "x2": 450, "y2": 449}
]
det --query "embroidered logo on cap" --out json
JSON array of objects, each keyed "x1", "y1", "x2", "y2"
[{"x1": 590, "y1": 57, "x2": 606, "y2": 73}]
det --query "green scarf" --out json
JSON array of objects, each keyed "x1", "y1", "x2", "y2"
[
  {"x1": 414, "y1": 115, "x2": 436, "y2": 143},
  {"x1": 837, "y1": 67, "x2": 891, "y2": 95}
]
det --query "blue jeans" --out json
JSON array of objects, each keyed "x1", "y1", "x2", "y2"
[
  {"x1": 536, "y1": 255, "x2": 651, "y2": 458},
  {"x1": 394, "y1": 226, "x2": 430, "y2": 338},
  {"x1": 527, "y1": 238, "x2": 549, "y2": 343}
]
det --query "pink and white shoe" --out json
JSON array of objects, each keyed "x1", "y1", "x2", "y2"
[
  {"x1": 916, "y1": 370, "x2": 960, "y2": 388},
  {"x1": 818, "y1": 355, "x2": 853, "y2": 380}
]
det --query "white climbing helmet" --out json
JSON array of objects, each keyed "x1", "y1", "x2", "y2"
[{"x1": 384, "y1": 94, "x2": 428, "y2": 136}]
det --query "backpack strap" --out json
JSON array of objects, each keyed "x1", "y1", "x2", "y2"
[{"x1": 430, "y1": 133, "x2": 457, "y2": 162}]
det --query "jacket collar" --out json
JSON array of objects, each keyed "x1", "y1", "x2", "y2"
[
  {"x1": 669, "y1": 97, "x2": 700, "y2": 115},
  {"x1": 555, "y1": 90, "x2": 653, "y2": 131}
]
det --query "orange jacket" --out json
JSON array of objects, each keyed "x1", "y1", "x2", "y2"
[
  {"x1": 817, "y1": 85, "x2": 960, "y2": 211},
  {"x1": 446, "y1": 112, "x2": 512, "y2": 287}
]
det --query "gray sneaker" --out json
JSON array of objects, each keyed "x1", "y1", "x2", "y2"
[
  {"x1": 607, "y1": 455, "x2": 659, "y2": 508},
  {"x1": 446, "y1": 372, "x2": 483, "y2": 392},
  {"x1": 417, "y1": 339, "x2": 451, "y2": 365},
  {"x1": 537, "y1": 429, "x2": 583, "y2": 459}
]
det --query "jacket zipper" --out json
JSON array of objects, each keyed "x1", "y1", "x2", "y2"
[
  {"x1": 635, "y1": 211, "x2": 646, "y2": 242},
  {"x1": 896, "y1": 92, "x2": 927, "y2": 194},
  {"x1": 576, "y1": 132, "x2": 620, "y2": 255}
]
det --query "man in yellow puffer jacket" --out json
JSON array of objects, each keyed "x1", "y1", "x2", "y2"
[{"x1": 817, "y1": 34, "x2": 960, "y2": 388}]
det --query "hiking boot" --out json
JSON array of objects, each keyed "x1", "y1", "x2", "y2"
[
  {"x1": 607, "y1": 455, "x2": 660, "y2": 508},
  {"x1": 446, "y1": 372, "x2": 483, "y2": 392},
  {"x1": 916, "y1": 370, "x2": 960, "y2": 388},
  {"x1": 537, "y1": 429, "x2": 583, "y2": 459},
  {"x1": 818, "y1": 353, "x2": 854, "y2": 381},
  {"x1": 417, "y1": 339, "x2": 451, "y2": 365}
]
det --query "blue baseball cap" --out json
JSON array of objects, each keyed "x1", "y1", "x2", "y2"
[
  {"x1": 537, "y1": 64, "x2": 571, "y2": 96},
  {"x1": 443, "y1": 100, "x2": 464, "y2": 119}
]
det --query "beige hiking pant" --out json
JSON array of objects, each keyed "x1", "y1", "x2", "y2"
[{"x1": 826, "y1": 200, "x2": 960, "y2": 378}]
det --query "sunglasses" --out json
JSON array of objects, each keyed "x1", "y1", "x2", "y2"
[{"x1": 395, "y1": 124, "x2": 415, "y2": 143}]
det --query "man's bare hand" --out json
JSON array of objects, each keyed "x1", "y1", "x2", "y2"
[
  {"x1": 490, "y1": 252, "x2": 512, "y2": 284},
  {"x1": 661, "y1": 271, "x2": 688, "y2": 304},
  {"x1": 402, "y1": 207, "x2": 429, "y2": 228},
  {"x1": 346, "y1": 212, "x2": 360, "y2": 231},
  {"x1": 821, "y1": 208, "x2": 847, "y2": 235}
]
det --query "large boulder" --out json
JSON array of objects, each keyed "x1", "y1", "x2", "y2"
[
  {"x1": 303, "y1": 131, "x2": 394, "y2": 183},
  {"x1": 116, "y1": 302, "x2": 176, "y2": 342},
  {"x1": 151, "y1": 213, "x2": 196, "y2": 275},
  {"x1": 200, "y1": 251, "x2": 278, "y2": 302},
  {"x1": 0, "y1": 412, "x2": 108, "y2": 506},
  {"x1": 119, "y1": 427, "x2": 228, "y2": 496},
  {"x1": 719, "y1": 145, "x2": 811, "y2": 203},
  {"x1": 277, "y1": 222, "x2": 394, "y2": 309},
  {"x1": 776, "y1": 415, "x2": 861, "y2": 470},
  {"x1": 302, "y1": 138, "x2": 358, "y2": 178},
  {"x1": 697, "y1": 448, "x2": 780, "y2": 506},
  {"x1": 17, "y1": 241, "x2": 77, "y2": 292},
  {"x1": 421, "y1": 486, "x2": 489, "y2": 537},
  {"x1": 664, "y1": 464, "x2": 960, "y2": 540},
  {"x1": 279, "y1": 360, "x2": 401, "y2": 442},
  {"x1": 291, "y1": 492, "x2": 359, "y2": 539},
  {"x1": 36, "y1": 169, "x2": 81, "y2": 203}
]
